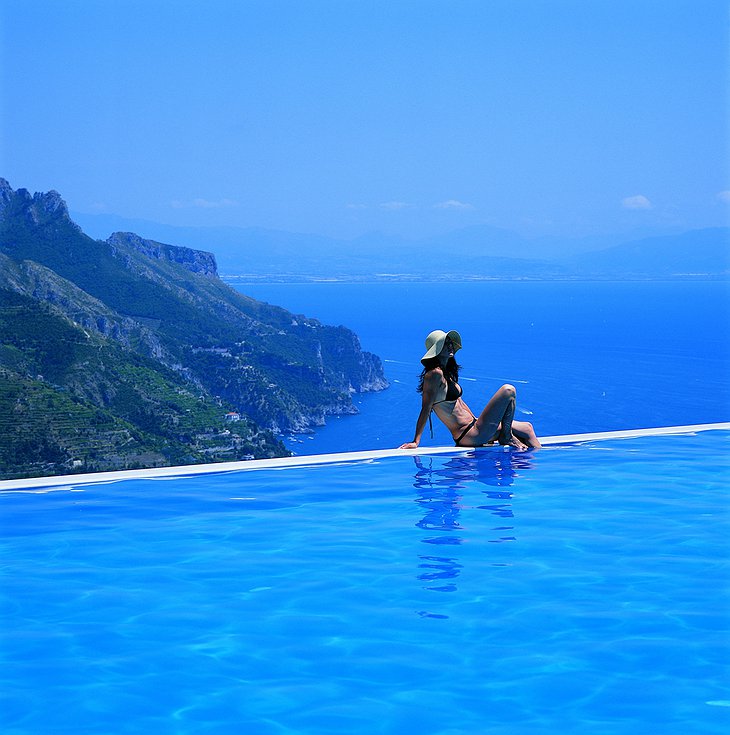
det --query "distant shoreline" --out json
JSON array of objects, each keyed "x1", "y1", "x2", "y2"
[{"x1": 222, "y1": 273, "x2": 730, "y2": 285}]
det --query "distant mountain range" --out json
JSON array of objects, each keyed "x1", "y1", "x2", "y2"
[
  {"x1": 0, "y1": 180, "x2": 387, "y2": 479},
  {"x1": 73, "y1": 212, "x2": 729, "y2": 280},
  {"x1": 565, "y1": 228, "x2": 730, "y2": 276}
]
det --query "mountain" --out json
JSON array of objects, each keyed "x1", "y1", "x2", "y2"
[
  {"x1": 72, "y1": 211, "x2": 728, "y2": 279},
  {"x1": 564, "y1": 228, "x2": 730, "y2": 276},
  {"x1": 0, "y1": 180, "x2": 388, "y2": 480},
  {"x1": 71, "y1": 214, "x2": 565, "y2": 278}
]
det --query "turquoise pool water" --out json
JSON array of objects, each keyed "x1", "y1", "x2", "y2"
[{"x1": 2, "y1": 430, "x2": 729, "y2": 734}]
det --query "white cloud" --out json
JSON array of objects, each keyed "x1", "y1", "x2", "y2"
[
  {"x1": 434, "y1": 199, "x2": 474, "y2": 211},
  {"x1": 192, "y1": 198, "x2": 238, "y2": 208},
  {"x1": 716, "y1": 190, "x2": 730, "y2": 203},
  {"x1": 171, "y1": 198, "x2": 238, "y2": 209},
  {"x1": 621, "y1": 194, "x2": 652, "y2": 210},
  {"x1": 379, "y1": 201, "x2": 412, "y2": 210}
]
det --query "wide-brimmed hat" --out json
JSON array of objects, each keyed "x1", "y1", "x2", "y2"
[{"x1": 421, "y1": 329, "x2": 462, "y2": 364}]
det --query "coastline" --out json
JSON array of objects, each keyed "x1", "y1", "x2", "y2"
[{"x1": 222, "y1": 273, "x2": 730, "y2": 285}]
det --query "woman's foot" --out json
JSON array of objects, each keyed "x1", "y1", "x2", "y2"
[{"x1": 498, "y1": 431, "x2": 527, "y2": 450}]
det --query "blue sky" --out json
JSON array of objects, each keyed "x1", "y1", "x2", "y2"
[{"x1": 1, "y1": 0, "x2": 728, "y2": 241}]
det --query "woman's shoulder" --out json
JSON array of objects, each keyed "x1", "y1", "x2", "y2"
[{"x1": 423, "y1": 366, "x2": 444, "y2": 385}]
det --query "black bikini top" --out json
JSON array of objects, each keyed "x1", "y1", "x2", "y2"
[
  {"x1": 433, "y1": 378, "x2": 462, "y2": 405},
  {"x1": 428, "y1": 377, "x2": 462, "y2": 438}
]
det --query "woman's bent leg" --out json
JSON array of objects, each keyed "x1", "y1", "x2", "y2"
[{"x1": 474, "y1": 384, "x2": 526, "y2": 449}]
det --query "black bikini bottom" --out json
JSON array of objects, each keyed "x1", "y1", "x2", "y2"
[{"x1": 455, "y1": 417, "x2": 477, "y2": 446}]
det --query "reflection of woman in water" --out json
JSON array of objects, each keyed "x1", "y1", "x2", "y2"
[
  {"x1": 411, "y1": 452, "x2": 533, "y2": 602},
  {"x1": 399, "y1": 329, "x2": 541, "y2": 450}
]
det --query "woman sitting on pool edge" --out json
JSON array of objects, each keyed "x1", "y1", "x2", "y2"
[{"x1": 399, "y1": 329, "x2": 541, "y2": 450}]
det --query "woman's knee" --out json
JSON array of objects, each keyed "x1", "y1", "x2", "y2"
[{"x1": 500, "y1": 383, "x2": 516, "y2": 399}]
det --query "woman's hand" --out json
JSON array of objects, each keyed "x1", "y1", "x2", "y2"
[{"x1": 399, "y1": 441, "x2": 419, "y2": 449}]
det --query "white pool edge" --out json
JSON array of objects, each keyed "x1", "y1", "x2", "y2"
[{"x1": 2, "y1": 422, "x2": 728, "y2": 492}]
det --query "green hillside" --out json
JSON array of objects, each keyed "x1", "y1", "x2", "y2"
[
  {"x1": 0, "y1": 290, "x2": 283, "y2": 478},
  {"x1": 0, "y1": 180, "x2": 387, "y2": 479}
]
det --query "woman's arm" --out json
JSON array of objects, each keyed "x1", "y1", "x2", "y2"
[{"x1": 399, "y1": 371, "x2": 440, "y2": 449}]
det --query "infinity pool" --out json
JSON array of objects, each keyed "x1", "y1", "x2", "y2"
[{"x1": 2, "y1": 429, "x2": 729, "y2": 734}]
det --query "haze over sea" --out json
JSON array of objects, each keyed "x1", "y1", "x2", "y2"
[{"x1": 230, "y1": 280, "x2": 730, "y2": 455}]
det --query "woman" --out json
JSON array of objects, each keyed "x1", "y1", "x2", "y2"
[{"x1": 399, "y1": 329, "x2": 541, "y2": 450}]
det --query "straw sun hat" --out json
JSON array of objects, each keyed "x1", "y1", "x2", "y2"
[{"x1": 421, "y1": 329, "x2": 462, "y2": 364}]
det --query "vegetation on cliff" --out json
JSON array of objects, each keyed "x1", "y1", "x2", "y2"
[{"x1": 0, "y1": 179, "x2": 388, "y2": 479}]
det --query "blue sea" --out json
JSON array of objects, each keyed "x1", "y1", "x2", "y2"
[{"x1": 230, "y1": 280, "x2": 730, "y2": 454}]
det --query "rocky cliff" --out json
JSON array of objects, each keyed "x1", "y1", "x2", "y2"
[
  {"x1": 108, "y1": 231, "x2": 219, "y2": 276},
  {"x1": 0, "y1": 178, "x2": 388, "y2": 479}
]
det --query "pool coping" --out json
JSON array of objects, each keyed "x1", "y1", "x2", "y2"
[{"x1": 1, "y1": 421, "x2": 728, "y2": 492}]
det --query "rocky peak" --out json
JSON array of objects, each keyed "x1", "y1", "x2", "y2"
[
  {"x1": 0, "y1": 179, "x2": 17, "y2": 221},
  {"x1": 0, "y1": 178, "x2": 12, "y2": 209},
  {"x1": 0, "y1": 179, "x2": 76, "y2": 229},
  {"x1": 107, "y1": 231, "x2": 218, "y2": 277},
  {"x1": 33, "y1": 189, "x2": 69, "y2": 218}
]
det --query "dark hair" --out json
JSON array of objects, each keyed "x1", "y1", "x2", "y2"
[{"x1": 417, "y1": 356, "x2": 461, "y2": 393}]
